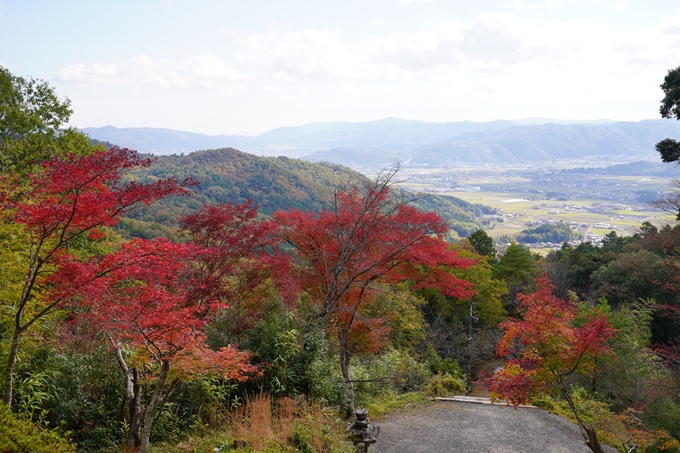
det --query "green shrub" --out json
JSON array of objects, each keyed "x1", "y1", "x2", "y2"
[
  {"x1": 421, "y1": 345, "x2": 466, "y2": 378},
  {"x1": 530, "y1": 394, "x2": 556, "y2": 411},
  {"x1": 290, "y1": 421, "x2": 314, "y2": 453},
  {"x1": 307, "y1": 339, "x2": 347, "y2": 406},
  {"x1": 23, "y1": 345, "x2": 125, "y2": 451},
  {"x1": 425, "y1": 373, "x2": 468, "y2": 397},
  {"x1": 351, "y1": 348, "x2": 430, "y2": 409},
  {"x1": 364, "y1": 391, "x2": 428, "y2": 418},
  {"x1": 0, "y1": 404, "x2": 75, "y2": 453}
]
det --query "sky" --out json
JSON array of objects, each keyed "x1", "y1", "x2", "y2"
[{"x1": 1, "y1": 0, "x2": 680, "y2": 136}]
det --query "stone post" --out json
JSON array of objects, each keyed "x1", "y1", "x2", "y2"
[{"x1": 346, "y1": 408, "x2": 380, "y2": 453}]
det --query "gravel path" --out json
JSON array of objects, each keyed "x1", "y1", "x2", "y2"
[{"x1": 376, "y1": 401, "x2": 619, "y2": 453}]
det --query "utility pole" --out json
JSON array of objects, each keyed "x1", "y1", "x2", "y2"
[
  {"x1": 467, "y1": 300, "x2": 478, "y2": 344},
  {"x1": 467, "y1": 300, "x2": 478, "y2": 377}
]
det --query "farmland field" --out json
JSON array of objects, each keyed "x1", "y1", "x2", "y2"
[{"x1": 396, "y1": 165, "x2": 676, "y2": 243}]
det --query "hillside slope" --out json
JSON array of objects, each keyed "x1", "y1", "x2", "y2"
[{"x1": 119, "y1": 147, "x2": 485, "y2": 238}]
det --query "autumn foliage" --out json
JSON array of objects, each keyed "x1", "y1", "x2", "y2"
[
  {"x1": 275, "y1": 184, "x2": 474, "y2": 333},
  {"x1": 75, "y1": 239, "x2": 256, "y2": 378},
  {"x1": 275, "y1": 175, "x2": 475, "y2": 414},
  {"x1": 490, "y1": 275, "x2": 616, "y2": 405},
  {"x1": 64, "y1": 206, "x2": 272, "y2": 452},
  {"x1": 180, "y1": 201, "x2": 293, "y2": 338},
  {"x1": 488, "y1": 274, "x2": 617, "y2": 453},
  {"x1": 2, "y1": 148, "x2": 194, "y2": 408}
]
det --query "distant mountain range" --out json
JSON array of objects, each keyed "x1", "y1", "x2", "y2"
[
  {"x1": 82, "y1": 118, "x2": 552, "y2": 157},
  {"x1": 81, "y1": 118, "x2": 679, "y2": 167},
  {"x1": 409, "y1": 120, "x2": 679, "y2": 166}
]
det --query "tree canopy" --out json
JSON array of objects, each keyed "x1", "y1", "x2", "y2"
[
  {"x1": 468, "y1": 229, "x2": 496, "y2": 257},
  {"x1": 1, "y1": 148, "x2": 193, "y2": 408},
  {"x1": 655, "y1": 66, "x2": 680, "y2": 218},
  {"x1": 516, "y1": 223, "x2": 579, "y2": 244},
  {"x1": 488, "y1": 275, "x2": 617, "y2": 453},
  {"x1": 0, "y1": 66, "x2": 97, "y2": 174},
  {"x1": 274, "y1": 169, "x2": 475, "y2": 416}
]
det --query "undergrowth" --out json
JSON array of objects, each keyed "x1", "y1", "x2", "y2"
[
  {"x1": 532, "y1": 386, "x2": 680, "y2": 453},
  {"x1": 0, "y1": 404, "x2": 76, "y2": 453},
  {"x1": 150, "y1": 394, "x2": 354, "y2": 453}
]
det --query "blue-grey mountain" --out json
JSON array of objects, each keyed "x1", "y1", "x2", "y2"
[
  {"x1": 81, "y1": 117, "x2": 614, "y2": 160},
  {"x1": 409, "y1": 120, "x2": 680, "y2": 165}
]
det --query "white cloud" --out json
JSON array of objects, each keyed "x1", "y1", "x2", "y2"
[
  {"x1": 59, "y1": 12, "x2": 680, "y2": 105},
  {"x1": 616, "y1": 1, "x2": 629, "y2": 11},
  {"x1": 235, "y1": 30, "x2": 367, "y2": 81},
  {"x1": 57, "y1": 13, "x2": 680, "y2": 92},
  {"x1": 58, "y1": 11, "x2": 680, "y2": 133},
  {"x1": 57, "y1": 54, "x2": 242, "y2": 89},
  {"x1": 56, "y1": 63, "x2": 118, "y2": 83},
  {"x1": 510, "y1": 0, "x2": 542, "y2": 10}
]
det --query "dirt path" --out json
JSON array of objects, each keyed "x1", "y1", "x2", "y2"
[{"x1": 376, "y1": 400, "x2": 619, "y2": 453}]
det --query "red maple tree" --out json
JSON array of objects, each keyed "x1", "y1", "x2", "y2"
[
  {"x1": 488, "y1": 274, "x2": 617, "y2": 453},
  {"x1": 180, "y1": 201, "x2": 292, "y2": 341},
  {"x1": 68, "y1": 238, "x2": 257, "y2": 453},
  {"x1": 274, "y1": 171, "x2": 475, "y2": 415},
  {"x1": 1, "y1": 148, "x2": 193, "y2": 407}
]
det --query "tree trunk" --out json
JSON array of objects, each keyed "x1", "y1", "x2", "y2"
[
  {"x1": 138, "y1": 361, "x2": 171, "y2": 453},
  {"x1": 584, "y1": 426, "x2": 605, "y2": 453},
  {"x1": 127, "y1": 369, "x2": 142, "y2": 449},
  {"x1": 111, "y1": 342, "x2": 143, "y2": 450},
  {"x1": 4, "y1": 241, "x2": 43, "y2": 407},
  {"x1": 559, "y1": 381, "x2": 605, "y2": 453},
  {"x1": 3, "y1": 326, "x2": 22, "y2": 407},
  {"x1": 339, "y1": 334, "x2": 355, "y2": 419}
]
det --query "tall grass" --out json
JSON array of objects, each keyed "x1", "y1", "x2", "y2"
[{"x1": 178, "y1": 394, "x2": 353, "y2": 453}]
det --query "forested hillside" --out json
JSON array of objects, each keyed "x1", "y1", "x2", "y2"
[{"x1": 118, "y1": 147, "x2": 487, "y2": 239}]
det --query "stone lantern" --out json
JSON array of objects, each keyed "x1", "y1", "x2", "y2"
[{"x1": 346, "y1": 408, "x2": 380, "y2": 453}]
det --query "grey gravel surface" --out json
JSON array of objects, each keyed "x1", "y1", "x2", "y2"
[{"x1": 376, "y1": 401, "x2": 619, "y2": 453}]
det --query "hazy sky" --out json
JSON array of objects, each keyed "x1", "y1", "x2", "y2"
[{"x1": 2, "y1": 0, "x2": 680, "y2": 135}]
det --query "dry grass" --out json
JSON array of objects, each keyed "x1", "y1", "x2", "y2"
[
  {"x1": 227, "y1": 393, "x2": 273, "y2": 450},
  {"x1": 158, "y1": 394, "x2": 353, "y2": 453},
  {"x1": 249, "y1": 393, "x2": 273, "y2": 449},
  {"x1": 277, "y1": 397, "x2": 295, "y2": 440}
]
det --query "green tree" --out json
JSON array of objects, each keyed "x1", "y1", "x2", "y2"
[
  {"x1": 637, "y1": 221, "x2": 658, "y2": 239},
  {"x1": 0, "y1": 66, "x2": 96, "y2": 174},
  {"x1": 654, "y1": 66, "x2": 680, "y2": 218},
  {"x1": 657, "y1": 65, "x2": 680, "y2": 164},
  {"x1": 516, "y1": 223, "x2": 579, "y2": 244},
  {"x1": 591, "y1": 300, "x2": 671, "y2": 413},
  {"x1": 468, "y1": 229, "x2": 496, "y2": 257},
  {"x1": 440, "y1": 246, "x2": 508, "y2": 327},
  {"x1": 545, "y1": 242, "x2": 616, "y2": 301},
  {"x1": 492, "y1": 243, "x2": 541, "y2": 311}
]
